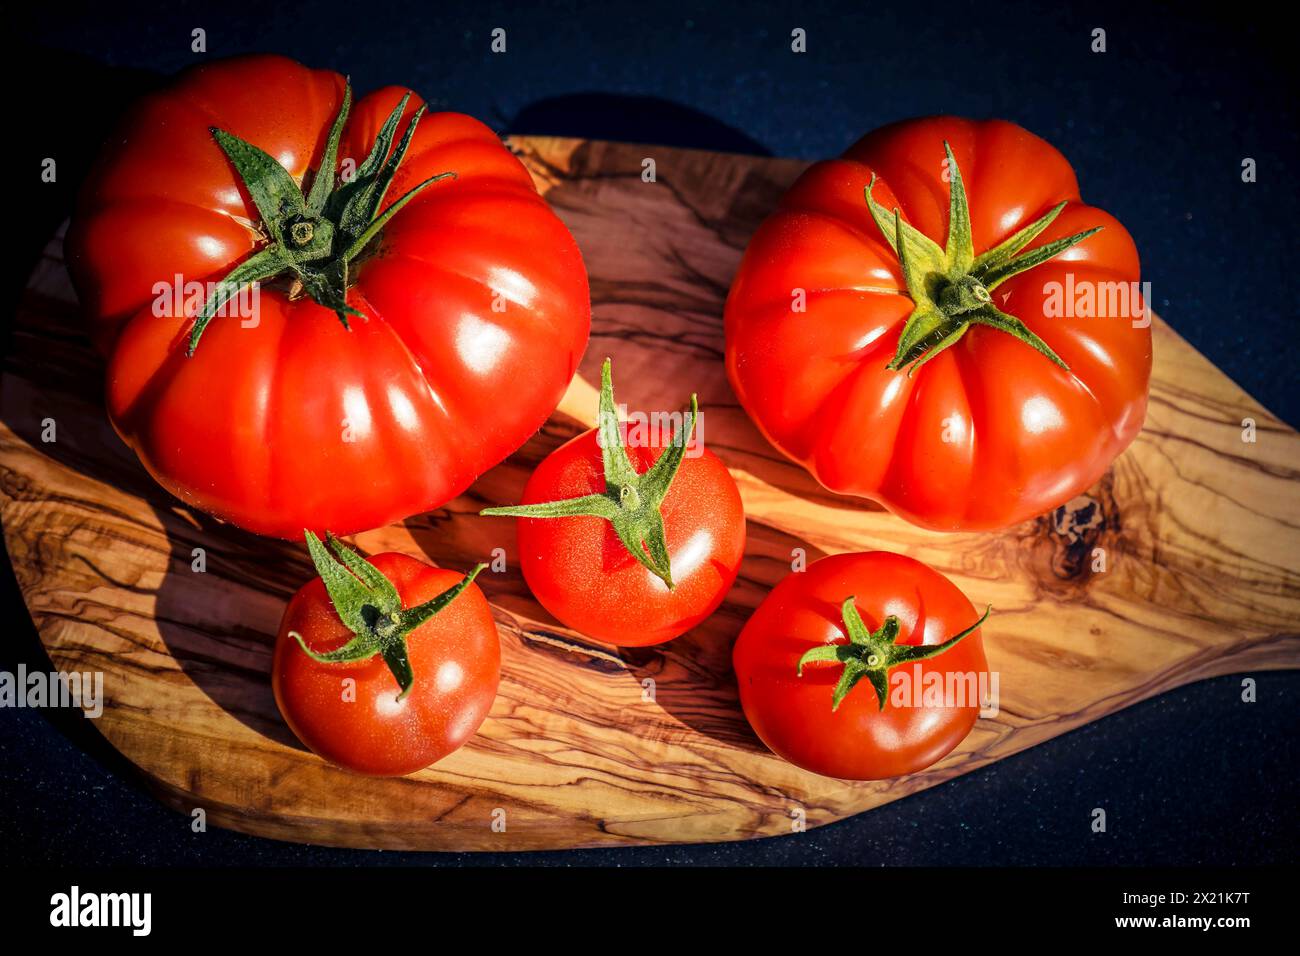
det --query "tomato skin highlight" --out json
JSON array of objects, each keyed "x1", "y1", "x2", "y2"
[
  {"x1": 512, "y1": 430, "x2": 746, "y2": 646},
  {"x1": 67, "y1": 54, "x2": 590, "y2": 538},
  {"x1": 273, "y1": 552, "x2": 500, "y2": 777},
  {"x1": 724, "y1": 116, "x2": 1151, "y2": 531},
  {"x1": 733, "y1": 551, "x2": 988, "y2": 780}
]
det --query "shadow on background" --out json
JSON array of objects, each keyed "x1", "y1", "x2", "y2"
[
  {"x1": 1, "y1": 48, "x2": 165, "y2": 832},
  {"x1": 8, "y1": 48, "x2": 160, "y2": 321},
  {"x1": 509, "y1": 94, "x2": 772, "y2": 155}
]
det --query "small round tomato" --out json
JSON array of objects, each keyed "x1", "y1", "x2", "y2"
[
  {"x1": 733, "y1": 551, "x2": 989, "y2": 780},
  {"x1": 273, "y1": 532, "x2": 499, "y2": 776},
  {"x1": 482, "y1": 359, "x2": 745, "y2": 646}
]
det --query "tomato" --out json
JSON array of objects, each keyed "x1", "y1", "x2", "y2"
[
  {"x1": 724, "y1": 117, "x2": 1151, "y2": 531},
  {"x1": 732, "y1": 551, "x2": 990, "y2": 779},
  {"x1": 482, "y1": 359, "x2": 745, "y2": 646},
  {"x1": 272, "y1": 532, "x2": 499, "y2": 776},
  {"x1": 67, "y1": 55, "x2": 589, "y2": 538}
]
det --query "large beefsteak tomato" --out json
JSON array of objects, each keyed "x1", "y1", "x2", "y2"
[
  {"x1": 67, "y1": 55, "x2": 589, "y2": 538},
  {"x1": 724, "y1": 117, "x2": 1151, "y2": 531}
]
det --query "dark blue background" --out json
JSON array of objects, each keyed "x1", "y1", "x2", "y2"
[{"x1": 5, "y1": 0, "x2": 1297, "y2": 865}]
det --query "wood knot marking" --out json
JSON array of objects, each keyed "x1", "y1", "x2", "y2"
[
  {"x1": 1038, "y1": 478, "x2": 1121, "y2": 583},
  {"x1": 1052, "y1": 494, "x2": 1104, "y2": 543}
]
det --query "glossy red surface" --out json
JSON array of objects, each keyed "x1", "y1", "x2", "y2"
[
  {"x1": 273, "y1": 552, "x2": 499, "y2": 777},
  {"x1": 67, "y1": 55, "x2": 590, "y2": 537},
  {"x1": 733, "y1": 551, "x2": 989, "y2": 780},
  {"x1": 511, "y1": 430, "x2": 746, "y2": 646},
  {"x1": 724, "y1": 117, "x2": 1151, "y2": 531}
]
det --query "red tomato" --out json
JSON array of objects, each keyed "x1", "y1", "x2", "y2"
[
  {"x1": 725, "y1": 117, "x2": 1151, "y2": 531},
  {"x1": 733, "y1": 551, "x2": 989, "y2": 780},
  {"x1": 483, "y1": 360, "x2": 745, "y2": 646},
  {"x1": 67, "y1": 55, "x2": 589, "y2": 538},
  {"x1": 273, "y1": 533, "x2": 499, "y2": 776}
]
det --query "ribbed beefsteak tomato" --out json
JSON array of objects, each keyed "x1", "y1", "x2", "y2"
[
  {"x1": 67, "y1": 55, "x2": 589, "y2": 538},
  {"x1": 725, "y1": 117, "x2": 1151, "y2": 531}
]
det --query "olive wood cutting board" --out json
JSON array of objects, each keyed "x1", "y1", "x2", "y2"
[{"x1": 3, "y1": 137, "x2": 1298, "y2": 851}]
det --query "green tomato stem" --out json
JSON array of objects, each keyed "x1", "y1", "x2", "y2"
[
  {"x1": 865, "y1": 141, "x2": 1099, "y2": 375},
  {"x1": 481, "y1": 358, "x2": 698, "y2": 590},
  {"x1": 797, "y1": 600, "x2": 992, "y2": 711},
  {"x1": 291, "y1": 530, "x2": 485, "y2": 700},
  {"x1": 188, "y1": 85, "x2": 456, "y2": 353}
]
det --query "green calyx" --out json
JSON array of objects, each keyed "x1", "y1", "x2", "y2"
[
  {"x1": 865, "y1": 141, "x2": 1101, "y2": 375},
  {"x1": 188, "y1": 84, "x2": 457, "y2": 354},
  {"x1": 797, "y1": 598, "x2": 992, "y2": 711},
  {"x1": 480, "y1": 358, "x2": 698, "y2": 590},
  {"x1": 289, "y1": 530, "x2": 486, "y2": 701}
]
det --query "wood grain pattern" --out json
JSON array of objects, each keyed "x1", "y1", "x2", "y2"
[{"x1": 2, "y1": 137, "x2": 1298, "y2": 850}]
